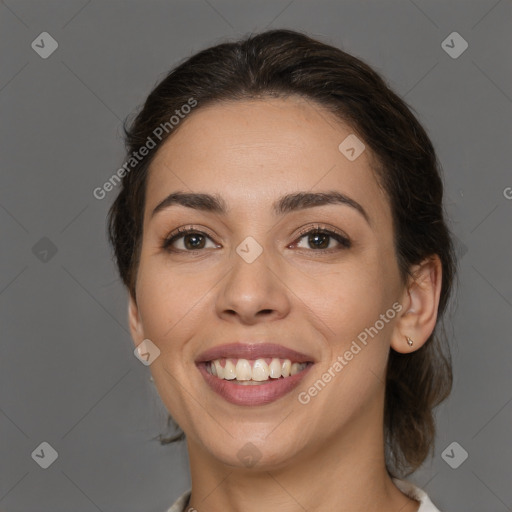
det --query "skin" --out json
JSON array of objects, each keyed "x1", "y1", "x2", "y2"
[{"x1": 128, "y1": 96, "x2": 443, "y2": 512}]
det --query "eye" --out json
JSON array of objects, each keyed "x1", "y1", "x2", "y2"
[
  {"x1": 291, "y1": 225, "x2": 351, "y2": 251},
  {"x1": 162, "y1": 224, "x2": 351, "y2": 254},
  {"x1": 162, "y1": 227, "x2": 219, "y2": 252}
]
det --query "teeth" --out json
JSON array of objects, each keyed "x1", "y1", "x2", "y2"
[
  {"x1": 252, "y1": 359, "x2": 269, "y2": 381},
  {"x1": 290, "y1": 362, "x2": 301, "y2": 375},
  {"x1": 269, "y1": 358, "x2": 282, "y2": 378},
  {"x1": 235, "y1": 359, "x2": 252, "y2": 380},
  {"x1": 281, "y1": 359, "x2": 291, "y2": 377},
  {"x1": 206, "y1": 358, "x2": 308, "y2": 382},
  {"x1": 213, "y1": 360, "x2": 224, "y2": 379},
  {"x1": 223, "y1": 360, "x2": 236, "y2": 380}
]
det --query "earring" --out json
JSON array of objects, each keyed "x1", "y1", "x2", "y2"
[{"x1": 406, "y1": 336, "x2": 414, "y2": 347}]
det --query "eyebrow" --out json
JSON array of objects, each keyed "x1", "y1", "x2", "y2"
[{"x1": 151, "y1": 190, "x2": 370, "y2": 225}]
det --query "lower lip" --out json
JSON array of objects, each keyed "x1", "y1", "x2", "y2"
[{"x1": 197, "y1": 363, "x2": 313, "y2": 406}]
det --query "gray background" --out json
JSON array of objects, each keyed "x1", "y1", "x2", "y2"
[{"x1": 1, "y1": 0, "x2": 511, "y2": 511}]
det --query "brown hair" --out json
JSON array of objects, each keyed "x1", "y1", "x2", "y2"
[{"x1": 108, "y1": 29, "x2": 456, "y2": 478}]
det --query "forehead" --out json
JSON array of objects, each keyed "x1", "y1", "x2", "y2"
[{"x1": 145, "y1": 96, "x2": 389, "y2": 225}]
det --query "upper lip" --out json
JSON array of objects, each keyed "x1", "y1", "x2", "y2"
[{"x1": 195, "y1": 342, "x2": 315, "y2": 364}]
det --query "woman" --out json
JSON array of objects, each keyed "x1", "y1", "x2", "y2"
[{"x1": 108, "y1": 29, "x2": 455, "y2": 512}]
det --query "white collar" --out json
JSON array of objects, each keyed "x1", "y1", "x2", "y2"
[
  {"x1": 166, "y1": 479, "x2": 443, "y2": 512},
  {"x1": 392, "y1": 478, "x2": 443, "y2": 511}
]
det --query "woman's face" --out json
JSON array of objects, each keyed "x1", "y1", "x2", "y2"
[{"x1": 129, "y1": 96, "x2": 407, "y2": 468}]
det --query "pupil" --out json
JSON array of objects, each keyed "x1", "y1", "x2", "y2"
[
  {"x1": 310, "y1": 233, "x2": 328, "y2": 249},
  {"x1": 185, "y1": 234, "x2": 204, "y2": 250}
]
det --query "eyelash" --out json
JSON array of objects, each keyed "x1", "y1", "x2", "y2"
[{"x1": 161, "y1": 224, "x2": 351, "y2": 254}]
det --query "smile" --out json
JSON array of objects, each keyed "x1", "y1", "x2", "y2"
[
  {"x1": 205, "y1": 358, "x2": 310, "y2": 384},
  {"x1": 195, "y1": 343, "x2": 315, "y2": 405}
]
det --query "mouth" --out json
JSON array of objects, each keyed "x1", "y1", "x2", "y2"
[
  {"x1": 195, "y1": 343, "x2": 315, "y2": 405},
  {"x1": 202, "y1": 357, "x2": 311, "y2": 383}
]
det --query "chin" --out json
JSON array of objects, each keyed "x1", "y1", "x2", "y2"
[{"x1": 201, "y1": 433, "x2": 304, "y2": 471}]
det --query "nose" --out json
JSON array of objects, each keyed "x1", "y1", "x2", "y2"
[{"x1": 215, "y1": 243, "x2": 291, "y2": 325}]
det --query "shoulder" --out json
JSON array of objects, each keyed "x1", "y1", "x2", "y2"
[
  {"x1": 167, "y1": 482, "x2": 444, "y2": 512},
  {"x1": 164, "y1": 489, "x2": 191, "y2": 512},
  {"x1": 392, "y1": 478, "x2": 444, "y2": 512}
]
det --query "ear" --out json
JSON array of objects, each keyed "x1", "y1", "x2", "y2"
[
  {"x1": 128, "y1": 292, "x2": 145, "y2": 347},
  {"x1": 391, "y1": 255, "x2": 443, "y2": 354}
]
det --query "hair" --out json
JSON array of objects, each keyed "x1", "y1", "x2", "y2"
[{"x1": 108, "y1": 29, "x2": 456, "y2": 478}]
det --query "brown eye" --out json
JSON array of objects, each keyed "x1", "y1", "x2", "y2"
[
  {"x1": 182, "y1": 233, "x2": 206, "y2": 250},
  {"x1": 162, "y1": 228, "x2": 219, "y2": 252},
  {"x1": 293, "y1": 227, "x2": 351, "y2": 251}
]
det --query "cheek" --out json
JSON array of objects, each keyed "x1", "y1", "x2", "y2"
[
  {"x1": 293, "y1": 262, "x2": 396, "y2": 413},
  {"x1": 288, "y1": 254, "x2": 395, "y2": 345},
  {"x1": 134, "y1": 263, "x2": 210, "y2": 423},
  {"x1": 134, "y1": 260, "x2": 206, "y2": 357}
]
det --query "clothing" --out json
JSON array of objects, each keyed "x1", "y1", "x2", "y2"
[
  {"x1": 392, "y1": 478, "x2": 443, "y2": 511},
  {"x1": 166, "y1": 489, "x2": 191, "y2": 512},
  {"x1": 166, "y1": 478, "x2": 442, "y2": 511}
]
